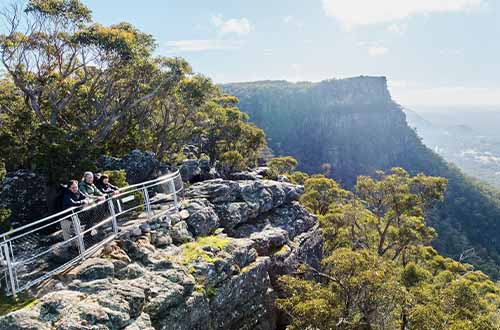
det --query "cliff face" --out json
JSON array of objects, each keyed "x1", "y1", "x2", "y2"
[
  {"x1": 222, "y1": 77, "x2": 500, "y2": 277},
  {"x1": 0, "y1": 178, "x2": 321, "y2": 330},
  {"x1": 222, "y1": 77, "x2": 417, "y2": 187}
]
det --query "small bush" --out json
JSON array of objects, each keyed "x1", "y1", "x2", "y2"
[
  {"x1": 103, "y1": 170, "x2": 128, "y2": 187},
  {"x1": 219, "y1": 151, "x2": 245, "y2": 174},
  {"x1": 267, "y1": 156, "x2": 298, "y2": 179}
]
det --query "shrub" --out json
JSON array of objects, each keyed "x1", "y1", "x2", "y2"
[{"x1": 267, "y1": 156, "x2": 298, "y2": 179}]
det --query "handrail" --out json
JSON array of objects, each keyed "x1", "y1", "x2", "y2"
[
  {"x1": 0, "y1": 170, "x2": 180, "y2": 240},
  {"x1": 115, "y1": 170, "x2": 180, "y2": 193},
  {"x1": 0, "y1": 170, "x2": 183, "y2": 297}
]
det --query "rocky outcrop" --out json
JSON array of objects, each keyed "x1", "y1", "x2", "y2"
[
  {"x1": 179, "y1": 159, "x2": 218, "y2": 183},
  {"x1": 0, "y1": 170, "x2": 48, "y2": 227},
  {"x1": 0, "y1": 178, "x2": 321, "y2": 330},
  {"x1": 98, "y1": 150, "x2": 172, "y2": 184}
]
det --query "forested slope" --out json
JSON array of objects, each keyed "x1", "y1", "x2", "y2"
[{"x1": 222, "y1": 77, "x2": 500, "y2": 277}]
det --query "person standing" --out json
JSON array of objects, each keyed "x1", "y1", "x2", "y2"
[{"x1": 61, "y1": 180, "x2": 90, "y2": 242}]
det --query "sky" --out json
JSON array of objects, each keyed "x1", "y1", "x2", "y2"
[{"x1": 82, "y1": 0, "x2": 500, "y2": 108}]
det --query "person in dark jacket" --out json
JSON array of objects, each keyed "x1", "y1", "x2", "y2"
[
  {"x1": 61, "y1": 180, "x2": 90, "y2": 242},
  {"x1": 95, "y1": 174, "x2": 120, "y2": 196},
  {"x1": 63, "y1": 180, "x2": 90, "y2": 209}
]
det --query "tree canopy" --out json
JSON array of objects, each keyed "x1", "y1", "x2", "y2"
[
  {"x1": 0, "y1": 0, "x2": 265, "y2": 184},
  {"x1": 278, "y1": 168, "x2": 500, "y2": 330}
]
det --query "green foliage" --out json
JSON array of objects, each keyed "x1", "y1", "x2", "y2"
[
  {"x1": 300, "y1": 175, "x2": 348, "y2": 215},
  {"x1": 0, "y1": 2, "x2": 266, "y2": 182},
  {"x1": 219, "y1": 151, "x2": 245, "y2": 174},
  {"x1": 278, "y1": 167, "x2": 500, "y2": 330},
  {"x1": 0, "y1": 78, "x2": 36, "y2": 170},
  {"x1": 30, "y1": 125, "x2": 99, "y2": 184},
  {"x1": 103, "y1": 170, "x2": 128, "y2": 187},
  {"x1": 177, "y1": 236, "x2": 231, "y2": 265},
  {"x1": 355, "y1": 168, "x2": 447, "y2": 258},
  {"x1": 26, "y1": 0, "x2": 92, "y2": 23},
  {"x1": 0, "y1": 295, "x2": 37, "y2": 317},
  {"x1": 267, "y1": 156, "x2": 298, "y2": 178},
  {"x1": 74, "y1": 22, "x2": 155, "y2": 60},
  {"x1": 201, "y1": 102, "x2": 266, "y2": 167},
  {"x1": 287, "y1": 171, "x2": 309, "y2": 185}
]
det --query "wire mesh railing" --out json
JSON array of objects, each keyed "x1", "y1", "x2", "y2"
[{"x1": 0, "y1": 171, "x2": 183, "y2": 297}]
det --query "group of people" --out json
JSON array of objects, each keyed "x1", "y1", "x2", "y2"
[
  {"x1": 60, "y1": 172, "x2": 120, "y2": 243},
  {"x1": 62, "y1": 172, "x2": 119, "y2": 210}
]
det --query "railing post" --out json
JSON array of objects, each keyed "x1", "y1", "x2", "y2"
[
  {"x1": 168, "y1": 179, "x2": 179, "y2": 209},
  {"x1": 71, "y1": 214, "x2": 85, "y2": 258},
  {"x1": 143, "y1": 187, "x2": 152, "y2": 219},
  {"x1": 2, "y1": 243, "x2": 17, "y2": 298},
  {"x1": 108, "y1": 199, "x2": 118, "y2": 234}
]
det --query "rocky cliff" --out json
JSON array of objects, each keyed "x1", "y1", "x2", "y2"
[
  {"x1": 221, "y1": 77, "x2": 409, "y2": 186},
  {"x1": 222, "y1": 77, "x2": 500, "y2": 277},
  {"x1": 0, "y1": 177, "x2": 322, "y2": 330}
]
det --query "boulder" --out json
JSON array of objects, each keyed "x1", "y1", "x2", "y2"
[
  {"x1": 228, "y1": 167, "x2": 269, "y2": 181},
  {"x1": 0, "y1": 170, "x2": 48, "y2": 227},
  {"x1": 182, "y1": 199, "x2": 220, "y2": 237},
  {"x1": 71, "y1": 258, "x2": 114, "y2": 281},
  {"x1": 186, "y1": 179, "x2": 303, "y2": 211},
  {"x1": 179, "y1": 159, "x2": 218, "y2": 183},
  {"x1": 186, "y1": 179, "x2": 241, "y2": 203},
  {"x1": 124, "y1": 313, "x2": 155, "y2": 330},
  {"x1": 215, "y1": 202, "x2": 250, "y2": 232},
  {"x1": 98, "y1": 149, "x2": 172, "y2": 184},
  {"x1": 170, "y1": 221, "x2": 194, "y2": 244}
]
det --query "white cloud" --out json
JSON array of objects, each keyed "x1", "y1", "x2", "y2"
[
  {"x1": 283, "y1": 15, "x2": 294, "y2": 23},
  {"x1": 321, "y1": 0, "x2": 482, "y2": 28},
  {"x1": 165, "y1": 39, "x2": 243, "y2": 52},
  {"x1": 386, "y1": 23, "x2": 407, "y2": 35},
  {"x1": 212, "y1": 15, "x2": 253, "y2": 35},
  {"x1": 368, "y1": 46, "x2": 389, "y2": 56}
]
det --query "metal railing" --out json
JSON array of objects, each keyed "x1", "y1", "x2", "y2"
[{"x1": 0, "y1": 170, "x2": 183, "y2": 297}]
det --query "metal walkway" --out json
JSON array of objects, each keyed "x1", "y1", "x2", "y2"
[{"x1": 0, "y1": 171, "x2": 183, "y2": 297}]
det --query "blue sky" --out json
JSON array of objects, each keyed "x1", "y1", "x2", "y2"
[{"x1": 83, "y1": 0, "x2": 500, "y2": 107}]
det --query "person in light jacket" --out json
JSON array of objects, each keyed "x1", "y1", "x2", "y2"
[{"x1": 79, "y1": 172, "x2": 105, "y2": 201}]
